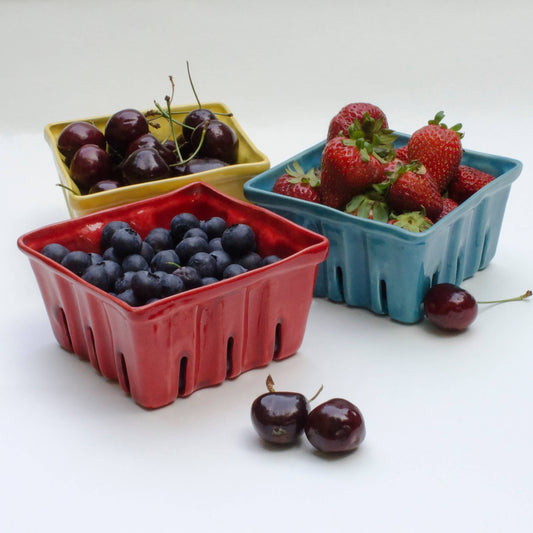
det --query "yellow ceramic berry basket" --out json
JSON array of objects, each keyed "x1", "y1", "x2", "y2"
[{"x1": 44, "y1": 102, "x2": 270, "y2": 218}]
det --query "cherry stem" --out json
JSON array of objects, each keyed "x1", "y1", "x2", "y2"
[
  {"x1": 56, "y1": 183, "x2": 80, "y2": 195},
  {"x1": 265, "y1": 374, "x2": 323, "y2": 402},
  {"x1": 478, "y1": 289, "x2": 532, "y2": 305},
  {"x1": 165, "y1": 94, "x2": 184, "y2": 162},
  {"x1": 186, "y1": 60, "x2": 202, "y2": 109},
  {"x1": 308, "y1": 384, "x2": 323, "y2": 402},
  {"x1": 169, "y1": 121, "x2": 208, "y2": 167},
  {"x1": 153, "y1": 100, "x2": 189, "y2": 129}
]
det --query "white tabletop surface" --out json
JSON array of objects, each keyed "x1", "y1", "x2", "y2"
[{"x1": 2, "y1": 1, "x2": 532, "y2": 532}]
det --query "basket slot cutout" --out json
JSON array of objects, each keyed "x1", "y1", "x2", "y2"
[
  {"x1": 119, "y1": 353, "x2": 130, "y2": 395},
  {"x1": 226, "y1": 337, "x2": 234, "y2": 377},
  {"x1": 273, "y1": 322, "x2": 282, "y2": 359},
  {"x1": 379, "y1": 280, "x2": 388, "y2": 313},
  {"x1": 455, "y1": 255, "x2": 463, "y2": 285},
  {"x1": 56, "y1": 306, "x2": 73, "y2": 351},
  {"x1": 86, "y1": 326, "x2": 101, "y2": 374},
  {"x1": 336, "y1": 266, "x2": 345, "y2": 300},
  {"x1": 178, "y1": 357, "x2": 188, "y2": 396}
]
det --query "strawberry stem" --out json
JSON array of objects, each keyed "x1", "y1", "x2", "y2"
[{"x1": 478, "y1": 290, "x2": 532, "y2": 305}]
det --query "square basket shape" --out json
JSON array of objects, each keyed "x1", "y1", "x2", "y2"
[
  {"x1": 243, "y1": 133, "x2": 522, "y2": 324},
  {"x1": 18, "y1": 183, "x2": 328, "y2": 408},
  {"x1": 45, "y1": 102, "x2": 270, "y2": 217}
]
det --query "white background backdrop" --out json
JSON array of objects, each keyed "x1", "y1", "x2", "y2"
[{"x1": 1, "y1": 1, "x2": 532, "y2": 532}]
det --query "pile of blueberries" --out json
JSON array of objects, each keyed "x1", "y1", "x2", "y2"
[{"x1": 41, "y1": 213, "x2": 281, "y2": 307}]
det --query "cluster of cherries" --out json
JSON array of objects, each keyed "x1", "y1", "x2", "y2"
[
  {"x1": 56, "y1": 85, "x2": 239, "y2": 195},
  {"x1": 41, "y1": 213, "x2": 281, "y2": 307},
  {"x1": 251, "y1": 375, "x2": 366, "y2": 454}
]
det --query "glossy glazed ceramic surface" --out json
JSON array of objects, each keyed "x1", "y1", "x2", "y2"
[
  {"x1": 45, "y1": 102, "x2": 270, "y2": 217},
  {"x1": 244, "y1": 133, "x2": 522, "y2": 324},
  {"x1": 18, "y1": 183, "x2": 328, "y2": 408}
]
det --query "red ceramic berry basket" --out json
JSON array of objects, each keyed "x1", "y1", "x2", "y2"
[{"x1": 18, "y1": 183, "x2": 328, "y2": 409}]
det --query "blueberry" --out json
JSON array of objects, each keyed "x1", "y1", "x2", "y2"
[
  {"x1": 221, "y1": 224, "x2": 256, "y2": 257},
  {"x1": 175, "y1": 236, "x2": 209, "y2": 264},
  {"x1": 103, "y1": 247, "x2": 120, "y2": 263},
  {"x1": 140, "y1": 241, "x2": 155, "y2": 263},
  {"x1": 238, "y1": 251, "x2": 263, "y2": 270},
  {"x1": 61, "y1": 251, "x2": 92, "y2": 276},
  {"x1": 82, "y1": 263, "x2": 111, "y2": 291},
  {"x1": 201, "y1": 216, "x2": 227, "y2": 239},
  {"x1": 88, "y1": 252, "x2": 104, "y2": 265},
  {"x1": 115, "y1": 288, "x2": 141, "y2": 307},
  {"x1": 41, "y1": 243, "x2": 70, "y2": 263},
  {"x1": 171, "y1": 266, "x2": 202, "y2": 290},
  {"x1": 209, "y1": 249, "x2": 232, "y2": 278},
  {"x1": 201, "y1": 277, "x2": 219, "y2": 286},
  {"x1": 262, "y1": 255, "x2": 282, "y2": 266},
  {"x1": 114, "y1": 270, "x2": 136, "y2": 293},
  {"x1": 222, "y1": 263, "x2": 248, "y2": 279},
  {"x1": 150, "y1": 249, "x2": 181, "y2": 273},
  {"x1": 170, "y1": 213, "x2": 200, "y2": 241},
  {"x1": 159, "y1": 272, "x2": 185, "y2": 297},
  {"x1": 208, "y1": 237, "x2": 223, "y2": 252},
  {"x1": 187, "y1": 252, "x2": 217, "y2": 278},
  {"x1": 111, "y1": 227, "x2": 142, "y2": 258},
  {"x1": 101, "y1": 220, "x2": 131, "y2": 249},
  {"x1": 183, "y1": 227, "x2": 208, "y2": 241},
  {"x1": 144, "y1": 227, "x2": 174, "y2": 252},
  {"x1": 100, "y1": 260, "x2": 123, "y2": 285},
  {"x1": 121, "y1": 254, "x2": 149, "y2": 272},
  {"x1": 131, "y1": 271, "x2": 162, "y2": 303}
]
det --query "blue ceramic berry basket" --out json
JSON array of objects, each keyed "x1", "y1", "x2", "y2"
[{"x1": 243, "y1": 133, "x2": 522, "y2": 324}]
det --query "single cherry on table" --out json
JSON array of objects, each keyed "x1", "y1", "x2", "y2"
[{"x1": 423, "y1": 283, "x2": 531, "y2": 331}]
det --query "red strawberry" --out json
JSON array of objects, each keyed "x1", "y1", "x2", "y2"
[
  {"x1": 320, "y1": 114, "x2": 396, "y2": 209},
  {"x1": 447, "y1": 165, "x2": 495, "y2": 203},
  {"x1": 407, "y1": 111, "x2": 463, "y2": 193},
  {"x1": 435, "y1": 197, "x2": 459, "y2": 221},
  {"x1": 272, "y1": 161, "x2": 321, "y2": 203},
  {"x1": 327, "y1": 103, "x2": 389, "y2": 141},
  {"x1": 395, "y1": 145, "x2": 409, "y2": 162},
  {"x1": 387, "y1": 163, "x2": 443, "y2": 221},
  {"x1": 388, "y1": 211, "x2": 433, "y2": 232},
  {"x1": 384, "y1": 145, "x2": 410, "y2": 174}
]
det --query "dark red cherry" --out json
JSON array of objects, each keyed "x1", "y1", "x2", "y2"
[
  {"x1": 105, "y1": 108, "x2": 149, "y2": 154},
  {"x1": 126, "y1": 133, "x2": 176, "y2": 166},
  {"x1": 190, "y1": 119, "x2": 239, "y2": 164},
  {"x1": 305, "y1": 398, "x2": 366, "y2": 453},
  {"x1": 423, "y1": 283, "x2": 478, "y2": 331},
  {"x1": 88, "y1": 179, "x2": 122, "y2": 194},
  {"x1": 69, "y1": 144, "x2": 112, "y2": 189},
  {"x1": 182, "y1": 108, "x2": 216, "y2": 140},
  {"x1": 171, "y1": 157, "x2": 228, "y2": 177},
  {"x1": 251, "y1": 377, "x2": 310, "y2": 445},
  {"x1": 57, "y1": 122, "x2": 106, "y2": 163},
  {"x1": 121, "y1": 148, "x2": 170, "y2": 184}
]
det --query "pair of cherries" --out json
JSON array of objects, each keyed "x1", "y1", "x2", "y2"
[{"x1": 251, "y1": 375, "x2": 365, "y2": 454}]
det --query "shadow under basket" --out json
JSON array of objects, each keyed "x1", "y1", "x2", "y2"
[
  {"x1": 18, "y1": 183, "x2": 328, "y2": 408},
  {"x1": 243, "y1": 133, "x2": 523, "y2": 324}
]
